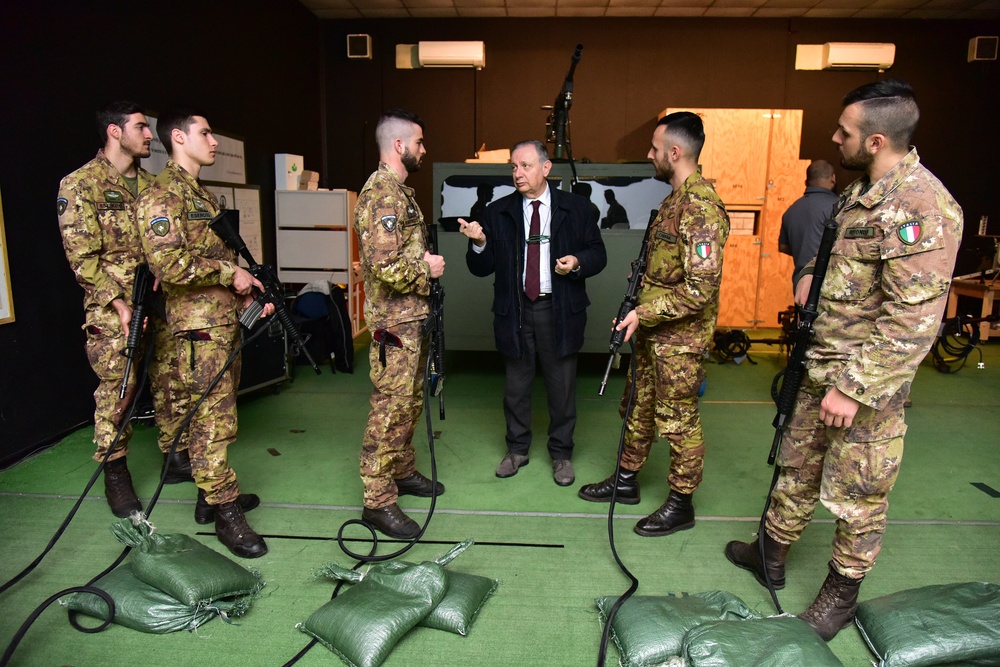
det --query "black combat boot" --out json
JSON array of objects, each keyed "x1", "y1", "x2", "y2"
[
  {"x1": 724, "y1": 531, "x2": 791, "y2": 589},
  {"x1": 162, "y1": 449, "x2": 194, "y2": 484},
  {"x1": 104, "y1": 457, "x2": 142, "y2": 518},
  {"x1": 633, "y1": 490, "x2": 694, "y2": 536},
  {"x1": 395, "y1": 471, "x2": 445, "y2": 498},
  {"x1": 578, "y1": 469, "x2": 640, "y2": 505},
  {"x1": 214, "y1": 500, "x2": 268, "y2": 558},
  {"x1": 195, "y1": 488, "x2": 261, "y2": 524},
  {"x1": 798, "y1": 562, "x2": 864, "y2": 641},
  {"x1": 362, "y1": 504, "x2": 421, "y2": 539}
]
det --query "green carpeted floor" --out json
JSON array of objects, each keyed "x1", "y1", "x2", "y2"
[{"x1": 1, "y1": 334, "x2": 998, "y2": 666}]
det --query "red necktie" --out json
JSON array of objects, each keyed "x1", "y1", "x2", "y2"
[{"x1": 525, "y1": 200, "x2": 541, "y2": 301}]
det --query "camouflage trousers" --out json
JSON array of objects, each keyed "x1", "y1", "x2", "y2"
[
  {"x1": 86, "y1": 326, "x2": 133, "y2": 462},
  {"x1": 149, "y1": 311, "x2": 189, "y2": 455},
  {"x1": 176, "y1": 325, "x2": 242, "y2": 505},
  {"x1": 619, "y1": 334, "x2": 707, "y2": 495},
  {"x1": 765, "y1": 380, "x2": 906, "y2": 577},
  {"x1": 360, "y1": 321, "x2": 426, "y2": 510}
]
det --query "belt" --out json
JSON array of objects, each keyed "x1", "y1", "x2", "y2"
[{"x1": 531, "y1": 293, "x2": 552, "y2": 301}]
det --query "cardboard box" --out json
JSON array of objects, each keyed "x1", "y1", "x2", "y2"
[{"x1": 275, "y1": 153, "x2": 304, "y2": 190}]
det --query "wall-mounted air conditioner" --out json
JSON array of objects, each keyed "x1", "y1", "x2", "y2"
[
  {"x1": 823, "y1": 42, "x2": 895, "y2": 70},
  {"x1": 417, "y1": 41, "x2": 485, "y2": 69},
  {"x1": 795, "y1": 42, "x2": 895, "y2": 71}
]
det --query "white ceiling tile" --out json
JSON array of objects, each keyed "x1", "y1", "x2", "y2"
[
  {"x1": 457, "y1": 6, "x2": 510, "y2": 14},
  {"x1": 702, "y1": 5, "x2": 758, "y2": 13},
  {"x1": 606, "y1": 6, "x2": 659, "y2": 13},
  {"x1": 556, "y1": 7, "x2": 609, "y2": 14},
  {"x1": 410, "y1": 7, "x2": 461, "y2": 15},
  {"x1": 653, "y1": 5, "x2": 710, "y2": 12}
]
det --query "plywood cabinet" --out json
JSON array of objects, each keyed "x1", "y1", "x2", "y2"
[{"x1": 663, "y1": 107, "x2": 802, "y2": 328}]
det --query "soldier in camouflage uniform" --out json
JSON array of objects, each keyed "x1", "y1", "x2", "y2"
[
  {"x1": 137, "y1": 110, "x2": 270, "y2": 559},
  {"x1": 725, "y1": 80, "x2": 963, "y2": 640},
  {"x1": 579, "y1": 112, "x2": 729, "y2": 538},
  {"x1": 57, "y1": 101, "x2": 192, "y2": 519},
  {"x1": 355, "y1": 109, "x2": 446, "y2": 540}
]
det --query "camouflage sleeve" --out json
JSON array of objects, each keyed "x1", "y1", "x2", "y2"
[
  {"x1": 57, "y1": 176, "x2": 123, "y2": 307},
  {"x1": 357, "y1": 193, "x2": 430, "y2": 297},
  {"x1": 139, "y1": 190, "x2": 236, "y2": 288},
  {"x1": 635, "y1": 199, "x2": 725, "y2": 327},
  {"x1": 835, "y1": 212, "x2": 959, "y2": 409}
]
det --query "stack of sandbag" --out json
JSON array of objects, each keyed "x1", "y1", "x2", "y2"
[
  {"x1": 63, "y1": 517, "x2": 264, "y2": 634},
  {"x1": 596, "y1": 591, "x2": 842, "y2": 667},
  {"x1": 298, "y1": 540, "x2": 497, "y2": 667}
]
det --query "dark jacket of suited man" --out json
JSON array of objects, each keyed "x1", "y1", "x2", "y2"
[{"x1": 466, "y1": 187, "x2": 607, "y2": 359}]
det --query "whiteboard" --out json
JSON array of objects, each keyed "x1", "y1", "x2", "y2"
[{"x1": 205, "y1": 183, "x2": 262, "y2": 269}]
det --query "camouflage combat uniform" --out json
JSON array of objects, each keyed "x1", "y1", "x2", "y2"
[
  {"x1": 137, "y1": 159, "x2": 243, "y2": 506},
  {"x1": 765, "y1": 148, "x2": 963, "y2": 577},
  {"x1": 57, "y1": 151, "x2": 149, "y2": 462},
  {"x1": 619, "y1": 170, "x2": 729, "y2": 495},
  {"x1": 354, "y1": 163, "x2": 432, "y2": 510}
]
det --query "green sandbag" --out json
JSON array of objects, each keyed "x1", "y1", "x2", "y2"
[
  {"x1": 420, "y1": 570, "x2": 498, "y2": 636},
  {"x1": 62, "y1": 564, "x2": 244, "y2": 634},
  {"x1": 855, "y1": 582, "x2": 1000, "y2": 667},
  {"x1": 595, "y1": 591, "x2": 760, "y2": 667},
  {"x1": 315, "y1": 540, "x2": 495, "y2": 638},
  {"x1": 112, "y1": 518, "x2": 264, "y2": 608},
  {"x1": 682, "y1": 616, "x2": 844, "y2": 667},
  {"x1": 299, "y1": 560, "x2": 448, "y2": 667}
]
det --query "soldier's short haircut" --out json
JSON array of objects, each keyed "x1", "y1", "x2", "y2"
[
  {"x1": 806, "y1": 159, "x2": 835, "y2": 183},
  {"x1": 96, "y1": 101, "x2": 145, "y2": 143},
  {"x1": 842, "y1": 79, "x2": 919, "y2": 149},
  {"x1": 375, "y1": 109, "x2": 425, "y2": 153},
  {"x1": 156, "y1": 109, "x2": 203, "y2": 158},
  {"x1": 510, "y1": 140, "x2": 549, "y2": 165},
  {"x1": 657, "y1": 111, "x2": 706, "y2": 162}
]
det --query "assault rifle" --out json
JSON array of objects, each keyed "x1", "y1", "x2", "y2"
[
  {"x1": 543, "y1": 44, "x2": 582, "y2": 162},
  {"x1": 209, "y1": 210, "x2": 322, "y2": 375},
  {"x1": 767, "y1": 218, "x2": 839, "y2": 464},
  {"x1": 423, "y1": 224, "x2": 446, "y2": 419},
  {"x1": 599, "y1": 210, "x2": 656, "y2": 396},
  {"x1": 119, "y1": 263, "x2": 155, "y2": 399}
]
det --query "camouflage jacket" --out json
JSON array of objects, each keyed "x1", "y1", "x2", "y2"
[
  {"x1": 354, "y1": 162, "x2": 431, "y2": 330},
  {"x1": 136, "y1": 159, "x2": 239, "y2": 333},
  {"x1": 808, "y1": 148, "x2": 963, "y2": 410},
  {"x1": 636, "y1": 169, "x2": 730, "y2": 353},
  {"x1": 57, "y1": 150, "x2": 152, "y2": 331}
]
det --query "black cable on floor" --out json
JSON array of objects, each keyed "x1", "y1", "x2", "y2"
[{"x1": 597, "y1": 340, "x2": 641, "y2": 667}]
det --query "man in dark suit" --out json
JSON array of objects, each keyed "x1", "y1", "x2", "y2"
[{"x1": 459, "y1": 140, "x2": 607, "y2": 486}]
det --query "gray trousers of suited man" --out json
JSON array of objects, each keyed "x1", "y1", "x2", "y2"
[{"x1": 502, "y1": 297, "x2": 578, "y2": 461}]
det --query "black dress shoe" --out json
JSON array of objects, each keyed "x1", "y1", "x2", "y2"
[
  {"x1": 395, "y1": 471, "x2": 445, "y2": 497},
  {"x1": 195, "y1": 489, "x2": 261, "y2": 524},
  {"x1": 362, "y1": 504, "x2": 421, "y2": 539},
  {"x1": 162, "y1": 449, "x2": 195, "y2": 484}
]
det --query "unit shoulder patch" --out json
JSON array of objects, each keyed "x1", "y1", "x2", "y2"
[
  {"x1": 56, "y1": 198, "x2": 68, "y2": 216},
  {"x1": 695, "y1": 241, "x2": 712, "y2": 259},
  {"x1": 150, "y1": 216, "x2": 170, "y2": 237}
]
